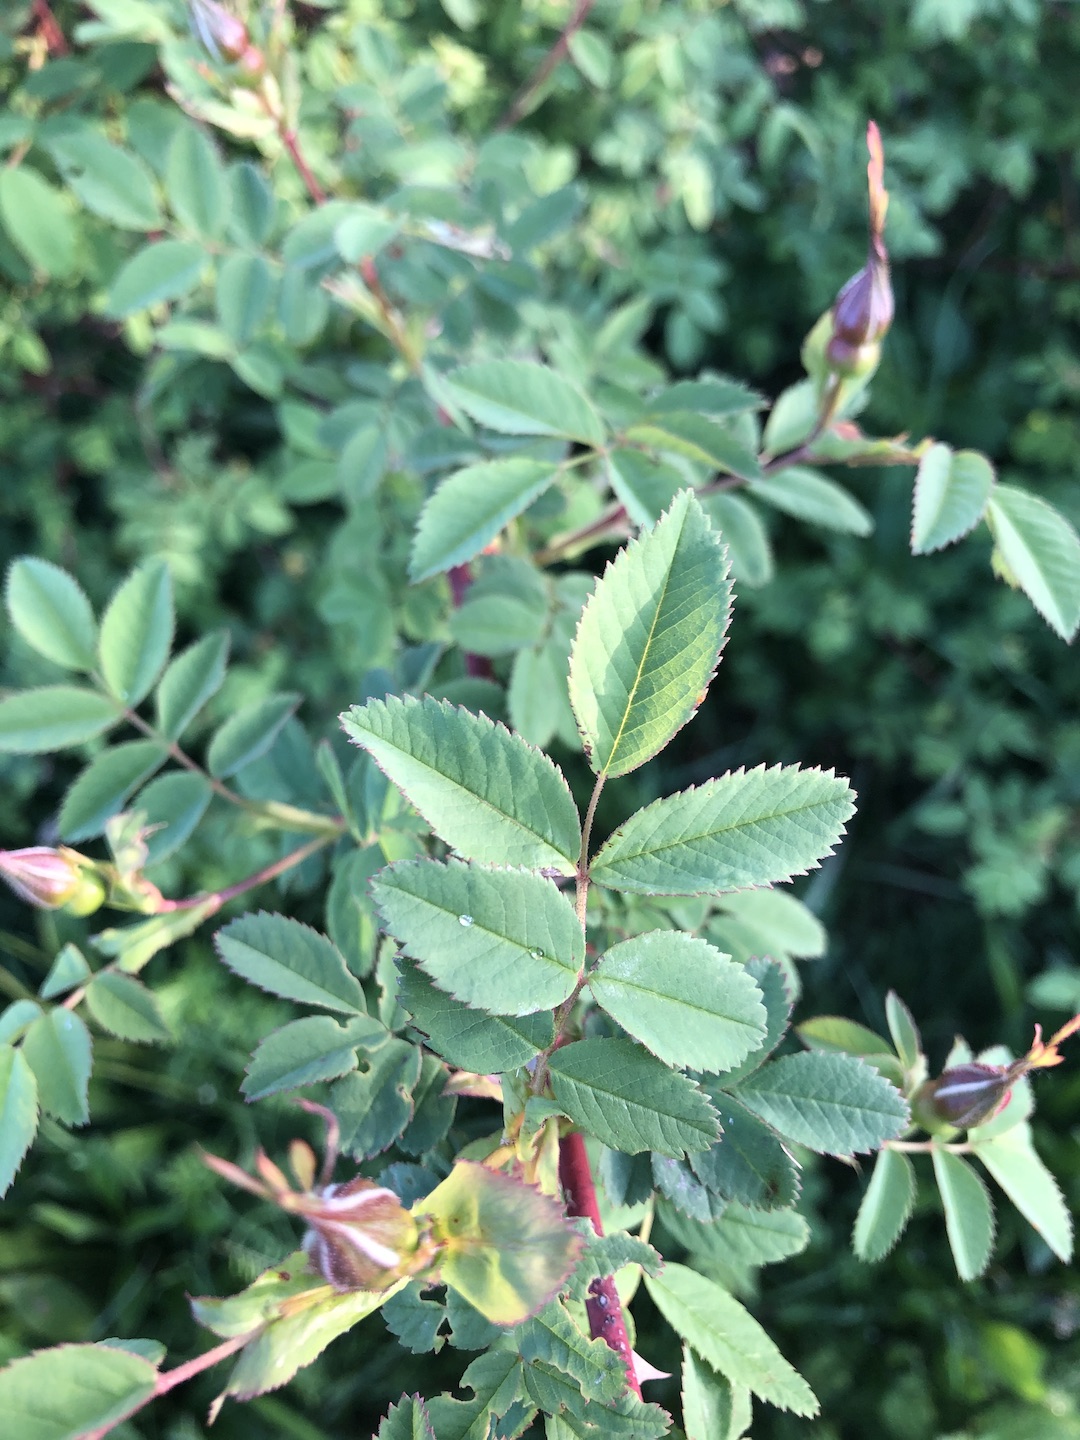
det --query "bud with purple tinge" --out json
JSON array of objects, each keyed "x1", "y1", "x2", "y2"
[
  {"x1": 189, "y1": 0, "x2": 263, "y2": 76},
  {"x1": 914, "y1": 1062, "x2": 1013, "y2": 1132},
  {"x1": 301, "y1": 1177, "x2": 423, "y2": 1291},
  {"x1": 0, "y1": 847, "x2": 105, "y2": 916},
  {"x1": 826, "y1": 121, "x2": 894, "y2": 376}
]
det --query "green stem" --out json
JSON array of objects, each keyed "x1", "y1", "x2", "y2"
[
  {"x1": 161, "y1": 831, "x2": 336, "y2": 911},
  {"x1": 885, "y1": 1138, "x2": 975, "y2": 1155}
]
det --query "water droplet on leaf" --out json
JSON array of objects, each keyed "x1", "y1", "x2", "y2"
[{"x1": 458, "y1": 914, "x2": 473, "y2": 927}]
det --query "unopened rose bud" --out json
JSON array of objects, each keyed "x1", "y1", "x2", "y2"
[
  {"x1": 826, "y1": 120, "x2": 894, "y2": 376},
  {"x1": 189, "y1": 0, "x2": 250, "y2": 64},
  {"x1": 0, "y1": 847, "x2": 106, "y2": 916},
  {"x1": 914, "y1": 1063, "x2": 1013, "y2": 1132},
  {"x1": 301, "y1": 1177, "x2": 421, "y2": 1290}
]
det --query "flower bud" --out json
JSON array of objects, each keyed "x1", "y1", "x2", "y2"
[
  {"x1": 301, "y1": 1177, "x2": 422, "y2": 1290},
  {"x1": 914, "y1": 1063, "x2": 1013, "y2": 1132},
  {"x1": 189, "y1": 0, "x2": 249, "y2": 64},
  {"x1": 0, "y1": 847, "x2": 106, "y2": 916},
  {"x1": 826, "y1": 121, "x2": 894, "y2": 376}
]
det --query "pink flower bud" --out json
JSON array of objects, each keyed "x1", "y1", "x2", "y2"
[
  {"x1": 0, "y1": 847, "x2": 105, "y2": 915},
  {"x1": 300, "y1": 1177, "x2": 421, "y2": 1290},
  {"x1": 189, "y1": 0, "x2": 250, "y2": 64}
]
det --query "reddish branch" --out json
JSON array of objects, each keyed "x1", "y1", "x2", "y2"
[
  {"x1": 498, "y1": 0, "x2": 597, "y2": 130},
  {"x1": 558, "y1": 1130, "x2": 643, "y2": 1399},
  {"x1": 448, "y1": 563, "x2": 493, "y2": 678},
  {"x1": 32, "y1": 0, "x2": 69, "y2": 55}
]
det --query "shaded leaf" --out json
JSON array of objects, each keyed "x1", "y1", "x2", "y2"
[
  {"x1": 136, "y1": 771, "x2": 213, "y2": 864},
  {"x1": 155, "y1": 630, "x2": 230, "y2": 740},
  {"x1": 0, "y1": 1045, "x2": 38, "y2": 1197},
  {"x1": 207, "y1": 694, "x2": 300, "y2": 777},
  {"x1": 104, "y1": 239, "x2": 207, "y2": 317},
  {"x1": 625, "y1": 414, "x2": 762, "y2": 480},
  {"x1": 46, "y1": 128, "x2": 162, "y2": 231},
  {"x1": 166, "y1": 124, "x2": 228, "y2": 239},
  {"x1": 974, "y1": 1123, "x2": 1073, "y2": 1263},
  {"x1": 682, "y1": 1346, "x2": 753, "y2": 1440},
  {"x1": 59, "y1": 740, "x2": 167, "y2": 842},
  {"x1": 397, "y1": 958, "x2": 554, "y2": 1072},
  {"x1": 84, "y1": 972, "x2": 172, "y2": 1044},
  {"x1": 753, "y1": 466, "x2": 872, "y2": 536},
  {"x1": 0, "y1": 1342, "x2": 158, "y2": 1440},
  {"x1": 21, "y1": 1009, "x2": 92, "y2": 1126},
  {"x1": 331, "y1": 1039, "x2": 422, "y2": 1157},
  {"x1": 0, "y1": 166, "x2": 77, "y2": 278},
  {"x1": 242, "y1": 1014, "x2": 383, "y2": 1101}
]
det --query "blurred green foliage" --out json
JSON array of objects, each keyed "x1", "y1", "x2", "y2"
[{"x1": 1, "y1": 0, "x2": 1079, "y2": 1437}]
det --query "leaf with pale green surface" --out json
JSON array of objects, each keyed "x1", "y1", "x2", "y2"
[
  {"x1": 216, "y1": 252, "x2": 275, "y2": 346},
  {"x1": 215, "y1": 913, "x2": 366, "y2": 1014},
  {"x1": 731, "y1": 1052, "x2": 908, "y2": 1156},
  {"x1": 885, "y1": 991, "x2": 923, "y2": 1073},
  {"x1": 707, "y1": 1203, "x2": 810, "y2": 1269},
  {"x1": 341, "y1": 696, "x2": 580, "y2": 873},
  {"x1": 0, "y1": 1002, "x2": 43, "y2": 1045},
  {"x1": 646, "y1": 1263, "x2": 817, "y2": 1416},
  {"x1": 166, "y1": 125, "x2": 228, "y2": 239},
  {"x1": 588, "y1": 931, "x2": 766, "y2": 1072},
  {"x1": 155, "y1": 630, "x2": 229, "y2": 740},
  {"x1": 135, "y1": 772, "x2": 213, "y2": 864},
  {"x1": 987, "y1": 484, "x2": 1080, "y2": 641},
  {"x1": 0, "y1": 167, "x2": 78, "y2": 279},
  {"x1": 59, "y1": 739, "x2": 167, "y2": 842},
  {"x1": 591, "y1": 765, "x2": 854, "y2": 895},
  {"x1": 44, "y1": 128, "x2": 163, "y2": 231},
  {"x1": 444, "y1": 360, "x2": 605, "y2": 446},
  {"x1": 713, "y1": 889, "x2": 826, "y2": 959},
  {"x1": 241, "y1": 1014, "x2": 385, "y2": 1101},
  {"x1": 513, "y1": 1300, "x2": 627, "y2": 1404},
  {"x1": 206, "y1": 694, "x2": 299, "y2": 778},
  {"x1": 607, "y1": 448, "x2": 685, "y2": 525},
  {"x1": 104, "y1": 240, "x2": 207, "y2": 317},
  {"x1": 426, "y1": 1351, "x2": 527, "y2": 1440},
  {"x1": 396, "y1": 959, "x2": 554, "y2": 1072},
  {"x1": 420, "y1": 1163, "x2": 583, "y2": 1325},
  {"x1": 645, "y1": 377, "x2": 763, "y2": 419},
  {"x1": 705, "y1": 960, "x2": 791, "y2": 1087},
  {"x1": 852, "y1": 1147, "x2": 917, "y2": 1262},
  {"x1": 911, "y1": 443, "x2": 994, "y2": 554},
  {"x1": 21, "y1": 1009, "x2": 92, "y2": 1127},
  {"x1": 0, "y1": 1342, "x2": 159, "y2": 1440},
  {"x1": 98, "y1": 560, "x2": 174, "y2": 707},
  {"x1": 40, "y1": 946, "x2": 91, "y2": 1001},
  {"x1": 932, "y1": 1148, "x2": 995, "y2": 1281},
  {"x1": 373, "y1": 859, "x2": 583, "y2": 1016},
  {"x1": 0, "y1": 686, "x2": 120, "y2": 753},
  {"x1": 569, "y1": 491, "x2": 731, "y2": 779},
  {"x1": 974, "y1": 1123, "x2": 1073, "y2": 1262},
  {"x1": 0, "y1": 1045, "x2": 38, "y2": 1197},
  {"x1": 702, "y1": 491, "x2": 774, "y2": 588},
  {"x1": 84, "y1": 973, "x2": 171, "y2": 1044},
  {"x1": 410, "y1": 457, "x2": 561, "y2": 580},
  {"x1": 682, "y1": 1347, "x2": 753, "y2": 1440},
  {"x1": 547, "y1": 1038, "x2": 721, "y2": 1157},
  {"x1": 753, "y1": 466, "x2": 872, "y2": 536},
  {"x1": 5, "y1": 558, "x2": 97, "y2": 670},
  {"x1": 625, "y1": 414, "x2": 762, "y2": 480}
]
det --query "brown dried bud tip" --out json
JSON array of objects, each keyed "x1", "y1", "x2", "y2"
[
  {"x1": 189, "y1": 0, "x2": 249, "y2": 64},
  {"x1": 301, "y1": 1177, "x2": 421, "y2": 1291},
  {"x1": 826, "y1": 120, "x2": 894, "y2": 373},
  {"x1": 0, "y1": 847, "x2": 105, "y2": 916}
]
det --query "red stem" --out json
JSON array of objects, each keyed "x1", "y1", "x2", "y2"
[
  {"x1": 280, "y1": 126, "x2": 326, "y2": 203},
  {"x1": 160, "y1": 832, "x2": 334, "y2": 911},
  {"x1": 32, "y1": 0, "x2": 69, "y2": 55},
  {"x1": 448, "y1": 563, "x2": 493, "y2": 679},
  {"x1": 558, "y1": 1130, "x2": 643, "y2": 1399},
  {"x1": 499, "y1": 0, "x2": 597, "y2": 130}
]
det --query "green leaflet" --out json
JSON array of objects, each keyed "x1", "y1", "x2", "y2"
[
  {"x1": 547, "y1": 1038, "x2": 721, "y2": 1157},
  {"x1": 645, "y1": 377, "x2": 763, "y2": 419},
  {"x1": 59, "y1": 740, "x2": 167, "y2": 843},
  {"x1": 705, "y1": 1202, "x2": 810, "y2": 1269},
  {"x1": 216, "y1": 253, "x2": 275, "y2": 346},
  {"x1": 0, "y1": 1045, "x2": 38, "y2": 1198},
  {"x1": 731, "y1": 1051, "x2": 909, "y2": 1156},
  {"x1": 752, "y1": 466, "x2": 872, "y2": 536},
  {"x1": 154, "y1": 631, "x2": 230, "y2": 739},
  {"x1": 686, "y1": 1095, "x2": 801, "y2": 1210},
  {"x1": 375, "y1": 1395, "x2": 438, "y2": 1440},
  {"x1": 702, "y1": 491, "x2": 774, "y2": 589},
  {"x1": 973, "y1": 1123, "x2": 1073, "y2": 1263},
  {"x1": 341, "y1": 695, "x2": 581, "y2": 873},
  {"x1": 207, "y1": 694, "x2": 301, "y2": 778},
  {"x1": 241, "y1": 1014, "x2": 386, "y2": 1101},
  {"x1": 98, "y1": 561, "x2": 175, "y2": 707},
  {"x1": 715, "y1": 959, "x2": 792, "y2": 1085},
  {"x1": 712, "y1": 889, "x2": 826, "y2": 960},
  {"x1": 330, "y1": 1039, "x2": 422, "y2": 1157},
  {"x1": 5, "y1": 557, "x2": 97, "y2": 671},
  {"x1": 987, "y1": 483, "x2": 1080, "y2": 641},
  {"x1": 682, "y1": 1347, "x2": 753, "y2": 1440},
  {"x1": 44, "y1": 127, "x2": 163, "y2": 231},
  {"x1": 884, "y1": 991, "x2": 923, "y2": 1074},
  {"x1": 444, "y1": 360, "x2": 605, "y2": 447},
  {"x1": 40, "y1": 946, "x2": 91, "y2": 1001},
  {"x1": 0, "y1": 166, "x2": 78, "y2": 279},
  {"x1": 624, "y1": 413, "x2": 762, "y2": 480},
  {"x1": 0, "y1": 1342, "x2": 159, "y2": 1440},
  {"x1": 513, "y1": 1300, "x2": 627, "y2": 1404},
  {"x1": 427, "y1": 1351, "x2": 527, "y2": 1440},
  {"x1": 215, "y1": 913, "x2": 367, "y2": 1014},
  {"x1": 568, "y1": 491, "x2": 731, "y2": 779},
  {"x1": 21, "y1": 1009, "x2": 92, "y2": 1127},
  {"x1": 932, "y1": 1148, "x2": 996, "y2": 1281},
  {"x1": 373, "y1": 859, "x2": 583, "y2": 1016},
  {"x1": 645, "y1": 1262, "x2": 818, "y2": 1416},
  {"x1": 606, "y1": 448, "x2": 685, "y2": 526},
  {"x1": 910, "y1": 443, "x2": 995, "y2": 554},
  {"x1": 397, "y1": 959, "x2": 554, "y2": 1072},
  {"x1": 0, "y1": 686, "x2": 120, "y2": 754},
  {"x1": 588, "y1": 931, "x2": 766, "y2": 1072},
  {"x1": 410, "y1": 457, "x2": 561, "y2": 580},
  {"x1": 852, "y1": 1147, "x2": 917, "y2": 1262},
  {"x1": 590, "y1": 765, "x2": 855, "y2": 895},
  {"x1": 136, "y1": 772, "x2": 213, "y2": 865},
  {"x1": 104, "y1": 239, "x2": 207, "y2": 317},
  {"x1": 84, "y1": 973, "x2": 172, "y2": 1044},
  {"x1": 166, "y1": 124, "x2": 228, "y2": 240}
]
